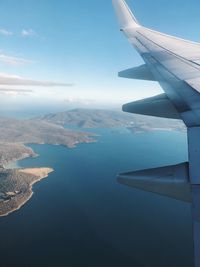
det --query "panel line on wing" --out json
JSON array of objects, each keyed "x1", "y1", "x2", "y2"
[
  {"x1": 136, "y1": 31, "x2": 200, "y2": 72},
  {"x1": 132, "y1": 36, "x2": 200, "y2": 111}
]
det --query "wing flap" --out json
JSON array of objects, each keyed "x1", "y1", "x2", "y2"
[{"x1": 123, "y1": 94, "x2": 180, "y2": 119}]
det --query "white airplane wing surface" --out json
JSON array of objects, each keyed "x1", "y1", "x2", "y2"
[{"x1": 112, "y1": 1, "x2": 200, "y2": 266}]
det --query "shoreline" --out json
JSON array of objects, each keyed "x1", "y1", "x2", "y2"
[
  {"x1": 3, "y1": 149, "x2": 38, "y2": 170},
  {"x1": 0, "y1": 168, "x2": 54, "y2": 217},
  {"x1": 0, "y1": 191, "x2": 34, "y2": 218}
]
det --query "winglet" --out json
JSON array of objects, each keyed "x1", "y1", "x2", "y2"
[{"x1": 112, "y1": 0, "x2": 140, "y2": 29}]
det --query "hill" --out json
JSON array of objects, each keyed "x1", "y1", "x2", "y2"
[{"x1": 40, "y1": 108, "x2": 186, "y2": 132}]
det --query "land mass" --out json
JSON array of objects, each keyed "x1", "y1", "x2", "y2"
[
  {"x1": 0, "y1": 167, "x2": 53, "y2": 217},
  {"x1": 0, "y1": 108, "x2": 186, "y2": 217},
  {"x1": 0, "y1": 116, "x2": 96, "y2": 150},
  {"x1": 40, "y1": 108, "x2": 186, "y2": 132},
  {"x1": 0, "y1": 142, "x2": 37, "y2": 166},
  {"x1": 0, "y1": 113, "x2": 98, "y2": 216},
  {"x1": 0, "y1": 109, "x2": 186, "y2": 167}
]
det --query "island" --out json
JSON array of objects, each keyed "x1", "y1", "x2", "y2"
[{"x1": 0, "y1": 167, "x2": 53, "y2": 217}]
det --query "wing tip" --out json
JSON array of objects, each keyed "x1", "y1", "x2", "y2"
[{"x1": 112, "y1": 0, "x2": 140, "y2": 29}]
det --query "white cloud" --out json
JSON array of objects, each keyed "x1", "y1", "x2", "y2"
[
  {"x1": 0, "y1": 28, "x2": 13, "y2": 36},
  {"x1": 0, "y1": 88, "x2": 34, "y2": 96},
  {"x1": 0, "y1": 54, "x2": 34, "y2": 66},
  {"x1": 0, "y1": 73, "x2": 73, "y2": 87},
  {"x1": 64, "y1": 97, "x2": 95, "y2": 105},
  {"x1": 0, "y1": 88, "x2": 33, "y2": 92},
  {"x1": 21, "y1": 29, "x2": 37, "y2": 37}
]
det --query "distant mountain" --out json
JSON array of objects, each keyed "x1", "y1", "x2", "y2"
[
  {"x1": 40, "y1": 108, "x2": 186, "y2": 132},
  {"x1": 0, "y1": 109, "x2": 186, "y2": 166},
  {"x1": 40, "y1": 109, "x2": 134, "y2": 128}
]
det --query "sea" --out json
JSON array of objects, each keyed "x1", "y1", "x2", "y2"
[{"x1": 0, "y1": 127, "x2": 194, "y2": 267}]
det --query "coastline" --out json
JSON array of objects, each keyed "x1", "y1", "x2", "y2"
[
  {"x1": 0, "y1": 138, "x2": 95, "y2": 218},
  {"x1": 5, "y1": 161, "x2": 20, "y2": 169},
  {"x1": 3, "y1": 147, "x2": 38, "y2": 170},
  {"x1": 0, "y1": 168, "x2": 54, "y2": 217}
]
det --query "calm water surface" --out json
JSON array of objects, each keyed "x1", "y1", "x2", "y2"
[{"x1": 0, "y1": 128, "x2": 193, "y2": 267}]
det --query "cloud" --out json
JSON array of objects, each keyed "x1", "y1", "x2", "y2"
[
  {"x1": 0, "y1": 88, "x2": 34, "y2": 96},
  {"x1": 21, "y1": 29, "x2": 37, "y2": 37},
  {"x1": 0, "y1": 54, "x2": 34, "y2": 66},
  {"x1": 0, "y1": 73, "x2": 73, "y2": 87},
  {"x1": 0, "y1": 28, "x2": 13, "y2": 36},
  {"x1": 0, "y1": 88, "x2": 33, "y2": 92},
  {"x1": 64, "y1": 97, "x2": 95, "y2": 105}
]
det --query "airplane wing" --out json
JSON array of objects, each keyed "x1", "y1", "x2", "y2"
[
  {"x1": 112, "y1": 1, "x2": 200, "y2": 266},
  {"x1": 112, "y1": 0, "x2": 200, "y2": 185}
]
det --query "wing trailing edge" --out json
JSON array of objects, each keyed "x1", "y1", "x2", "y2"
[
  {"x1": 118, "y1": 163, "x2": 191, "y2": 202},
  {"x1": 119, "y1": 64, "x2": 155, "y2": 81},
  {"x1": 123, "y1": 94, "x2": 180, "y2": 119}
]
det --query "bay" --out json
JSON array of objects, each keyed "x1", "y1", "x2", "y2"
[{"x1": 0, "y1": 128, "x2": 193, "y2": 267}]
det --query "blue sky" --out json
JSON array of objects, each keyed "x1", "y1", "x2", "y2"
[{"x1": 0, "y1": 0, "x2": 200, "y2": 111}]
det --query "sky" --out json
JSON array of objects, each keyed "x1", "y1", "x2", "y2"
[{"x1": 0, "y1": 0, "x2": 200, "y2": 113}]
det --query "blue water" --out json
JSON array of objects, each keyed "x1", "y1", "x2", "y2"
[{"x1": 0, "y1": 129, "x2": 193, "y2": 267}]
